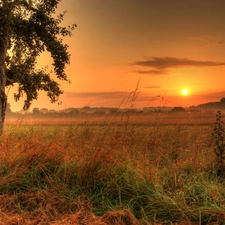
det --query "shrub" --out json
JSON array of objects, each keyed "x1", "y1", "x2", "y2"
[{"x1": 211, "y1": 111, "x2": 225, "y2": 175}]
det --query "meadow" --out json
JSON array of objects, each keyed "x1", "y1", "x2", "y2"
[{"x1": 0, "y1": 111, "x2": 225, "y2": 224}]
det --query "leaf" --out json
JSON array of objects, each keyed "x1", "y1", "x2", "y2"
[{"x1": 1, "y1": 0, "x2": 76, "y2": 110}]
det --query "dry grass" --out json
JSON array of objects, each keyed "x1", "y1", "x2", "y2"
[
  {"x1": 5, "y1": 110, "x2": 217, "y2": 126},
  {"x1": 0, "y1": 112, "x2": 225, "y2": 224}
]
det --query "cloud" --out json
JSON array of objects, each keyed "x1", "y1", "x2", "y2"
[
  {"x1": 62, "y1": 91, "x2": 162, "y2": 103},
  {"x1": 132, "y1": 57, "x2": 225, "y2": 70},
  {"x1": 60, "y1": 91, "x2": 164, "y2": 108},
  {"x1": 134, "y1": 69, "x2": 166, "y2": 75},
  {"x1": 192, "y1": 90, "x2": 225, "y2": 100},
  {"x1": 144, "y1": 86, "x2": 161, "y2": 89},
  {"x1": 63, "y1": 91, "x2": 129, "y2": 99},
  {"x1": 190, "y1": 35, "x2": 225, "y2": 47}
]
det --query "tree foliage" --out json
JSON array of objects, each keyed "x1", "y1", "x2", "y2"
[{"x1": 0, "y1": 0, "x2": 76, "y2": 109}]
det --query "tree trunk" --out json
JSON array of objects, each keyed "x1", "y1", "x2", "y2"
[{"x1": 0, "y1": 33, "x2": 9, "y2": 134}]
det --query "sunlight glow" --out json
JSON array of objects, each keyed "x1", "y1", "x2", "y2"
[{"x1": 182, "y1": 89, "x2": 189, "y2": 96}]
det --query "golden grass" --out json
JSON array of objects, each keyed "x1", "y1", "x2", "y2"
[
  {"x1": 0, "y1": 112, "x2": 224, "y2": 224},
  {"x1": 5, "y1": 111, "x2": 216, "y2": 126}
]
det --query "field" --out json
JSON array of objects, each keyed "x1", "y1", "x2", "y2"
[{"x1": 1, "y1": 111, "x2": 225, "y2": 224}]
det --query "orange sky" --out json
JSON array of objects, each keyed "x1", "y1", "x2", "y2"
[{"x1": 8, "y1": 0, "x2": 225, "y2": 111}]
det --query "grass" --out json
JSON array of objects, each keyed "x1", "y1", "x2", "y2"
[{"x1": 0, "y1": 113, "x2": 225, "y2": 224}]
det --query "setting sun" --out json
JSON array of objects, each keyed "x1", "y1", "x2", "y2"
[{"x1": 182, "y1": 89, "x2": 189, "y2": 96}]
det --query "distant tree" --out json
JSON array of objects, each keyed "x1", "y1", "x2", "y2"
[
  {"x1": 170, "y1": 107, "x2": 186, "y2": 113},
  {"x1": 40, "y1": 108, "x2": 48, "y2": 114},
  {"x1": 32, "y1": 107, "x2": 40, "y2": 114},
  {"x1": 83, "y1": 106, "x2": 91, "y2": 110},
  {"x1": 110, "y1": 108, "x2": 119, "y2": 114},
  {"x1": 48, "y1": 109, "x2": 57, "y2": 114},
  {"x1": 0, "y1": 0, "x2": 76, "y2": 133},
  {"x1": 220, "y1": 98, "x2": 225, "y2": 104}
]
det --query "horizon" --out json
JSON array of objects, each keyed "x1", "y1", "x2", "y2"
[
  {"x1": 8, "y1": 96, "x2": 225, "y2": 113},
  {"x1": 6, "y1": 0, "x2": 225, "y2": 112}
]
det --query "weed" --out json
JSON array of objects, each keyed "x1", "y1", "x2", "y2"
[
  {"x1": 0, "y1": 117, "x2": 224, "y2": 224},
  {"x1": 211, "y1": 111, "x2": 225, "y2": 175}
]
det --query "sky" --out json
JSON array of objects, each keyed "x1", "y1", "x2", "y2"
[{"x1": 8, "y1": 0, "x2": 225, "y2": 111}]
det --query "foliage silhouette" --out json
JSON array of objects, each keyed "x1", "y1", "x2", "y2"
[{"x1": 0, "y1": 0, "x2": 76, "y2": 133}]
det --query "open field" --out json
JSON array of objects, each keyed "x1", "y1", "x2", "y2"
[
  {"x1": 1, "y1": 112, "x2": 225, "y2": 224},
  {"x1": 5, "y1": 110, "x2": 218, "y2": 126}
]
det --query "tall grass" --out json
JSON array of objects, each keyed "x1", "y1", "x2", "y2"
[{"x1": 0, "y1": 118, "x2": 225, "y2": 224}]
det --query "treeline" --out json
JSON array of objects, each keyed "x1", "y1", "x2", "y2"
[{"x1": 6, "y1": 104, "x2": 218, "y2": 118}]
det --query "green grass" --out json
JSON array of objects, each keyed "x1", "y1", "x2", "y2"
[{"x1": 0, "y1": 120, "x2": 225, "y2": 224}]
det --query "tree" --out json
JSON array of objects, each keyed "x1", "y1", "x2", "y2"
[
  {"x1": 6, "y1": 102, "x2": 11, "y2": 114},
  {"x1": 0, "y1": 0, "x2": 76, "y2": 133},
  {"x1": 170, "y1": 107, "x2": 186, "y2": 113},
  {"x1": 40, "y1": 107, "x2": 48, "y2": 113},
  {"x1": 32, "y1": 107, "x2": 40, "y2": 114}
]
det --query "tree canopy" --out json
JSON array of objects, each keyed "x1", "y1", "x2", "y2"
[{"x1": 0, "y1": 0, "x2": 76, "y2": 110}]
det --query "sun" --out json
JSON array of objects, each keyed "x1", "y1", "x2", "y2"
[{"x1": 182, "y1": 89, "x2": 189, "y2": 96}]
